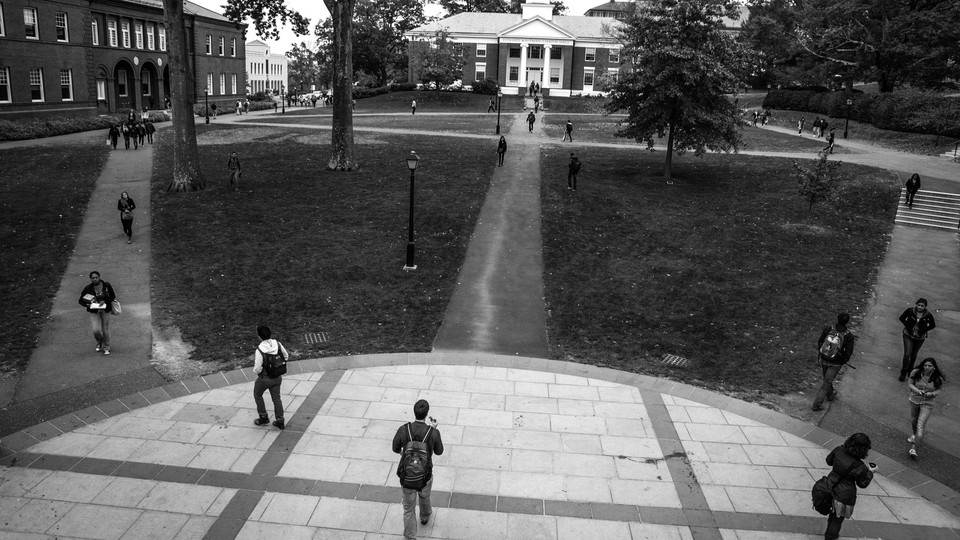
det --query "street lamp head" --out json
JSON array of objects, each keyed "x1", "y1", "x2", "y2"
[
  {"x1": 406, "y1": 151, "x2": 420, "y2": 171},
  {"x1": 846, "y1": 99, "x2": 853, "y2": 106},
  {"x1": 498, "y1": 90, "x2": 502, "y2": 98}
]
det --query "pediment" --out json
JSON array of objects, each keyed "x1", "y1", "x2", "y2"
[{"x1": 498, "y1": 17, "x2": 576, "y2": 40}]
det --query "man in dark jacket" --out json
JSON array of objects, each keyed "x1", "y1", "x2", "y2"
[
  {"x1": 898, "y1": 298, "x2": 936, "y2": 380},
  {"x1": 812, "y1": 313, "x2": 855, "y2": 411},
  {"x1": 392, "y1": 399, "x2": 443, "y2": 539}
]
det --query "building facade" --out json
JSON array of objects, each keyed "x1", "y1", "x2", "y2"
[
  {"x1": 0, "y1": 0, "x2": 246, "y2": 119},
  {"x1": 406, "y1": 0, "x2": 623, "y2": 97},
  {"x1": 245, "y1": 39, "x2": 286, "y2": 95}
]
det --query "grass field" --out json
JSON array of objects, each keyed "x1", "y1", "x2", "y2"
[
  {"x1": 0, "y1": 140, "x2": 110, "y2": 375},
  {"x1": 255, "y1": 113, "x2": 516, "y2": 136},
  {"x1": 150, "y1": 124, "x2": 494, "y2": 370},
  {"x1": 540, "y1": 146, "x2": 900, "y2": 397}
]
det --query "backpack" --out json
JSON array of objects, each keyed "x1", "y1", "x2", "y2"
[
  {"x1": 811, "y1": 461, "x2": 857, "y2": 515},
  {"x1": 259, "y1": 344, "x2": 287, "y2": 378},
  {"x1": 397, "y1": 423, "x2": 432, "y2": 490},
  {"x1": 819, "y1": 328, "x2": 846, "y2": 361}
]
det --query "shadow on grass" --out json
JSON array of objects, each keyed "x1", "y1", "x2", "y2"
[
  {"x1": 540, "y1": 147, "x2": 900, "y2": 397},
  {"x1": 150, "y1": 125, "x2": 494, "y2": 370}
]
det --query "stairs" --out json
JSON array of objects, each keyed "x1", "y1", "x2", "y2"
[{"x1": 895, "y1": 190, "x2": 960, "y2": 231}]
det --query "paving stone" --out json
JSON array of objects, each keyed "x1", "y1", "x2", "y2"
[
  {"x1": 118, "y1": 392, "x2": 151, "y2": 412},
  {"x1": 496, "y1": 496, "x2": 542, "y2": 514},
  {"x1": 449, "y1": 492, "x2": 497, "y2": 512},
  {"x1": 47, "y1": 413, "x2": 87, "y2": 435},
  {"x1": 25, "y1": 453, "x2": 83, "y2": 471},
  {"x1": 308, "y1": 497, "x2": 389, "y2": 531},
  {"x1": 47, "y1": 503, "x2": 142, "y2": 538},
  {"x1": 70, "y1": 457, "x2": 123, "y2": 476},
  {"x1": 629, "y1": 522, "x2": 694, "y2": 540},
  {"x1": 113, "y1": 461, "x2": 165, "y2": 480},
  {"x1": 505, "y1": 513, "x2": 558, "y2": 539},
  {"x1": 356, "y1": 484, "x2": 396, "y2": 503},
  {"x1": 197, "y1": 470, "x2": 248, "y2": 489},
  {"x1": 97, "y1": 399, "x2": 131, "y2": 417},
  {"x1": 29, "y1": 470, "x2": 113, "y2": 502},
  {"x1": 120, "y1": 510, "x2": 191, "y2": 540}
]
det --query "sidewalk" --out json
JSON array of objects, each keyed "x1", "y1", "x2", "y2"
[{"x1": 1, "y1": 353, "x2": 958, "y2": 539}]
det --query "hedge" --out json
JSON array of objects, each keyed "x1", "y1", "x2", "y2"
[
  {"x1": 0, "y1": 110, "x2": 171, "y2": 142},
  {"x1": 353, "y1": 85, "x2": 390, "y2": 99}
]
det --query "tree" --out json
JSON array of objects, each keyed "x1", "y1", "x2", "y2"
[
  {"x1": 794, "y1": 150, "x2": 843, "y2": 212},
  {"x1": 605, "y1": 0, "x2": 750, "y2": 180},
  {"x1": 408, "y1": 30, "x2": 464, "y2": 90},
  {"x1": 353, "y1": 0, "x2": 428, "y2": 86},
  {"x1": 287, "y1": 42, "x2": 323, "y2": 92},
  {"x1": 440, "y1": 0, "x2": 567, "y2": 16},
  {"x1": 161, "y1": 0, "x2": 204, "y2": 191}
]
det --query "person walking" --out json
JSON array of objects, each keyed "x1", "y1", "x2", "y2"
[
  {"x1": 236, "y1": 99, "x2": 243, "y2": 115},
  {"x1": 78, "y1": 271, "x2": 117, "y2": 355},
  {"x1": 496, "y1": 136, "x2": 507, "y2": 167},
  {"x1": 898, "y1": 298, "x2": 936, "y2": 381},
  {"x1": 137, "y1": 122, "x2": 146, "y2": 147},
  {"x1": 392, "y1": 400, "x2": 443, "y2": 540},
  {"x1": 812, "y1": 313, "x2": 855, "y2": 411},
  {"x1": 252, "y1": 325, "x2": 289, "y2": 430},
  {"x1": 820, "y1": 120, "x2": 829, "y2": 138},
  {"x1": 227, "y1": 151, "x2": 242, "y2": 188},
  {"x1": 145, "y1": 120, "x2": 156, "y2": 144},
  {"x1": 529, "y1": 81, "x2": 535, "y2": 97},
  {"x1": 108, "y1": 124, "x2": 120, "y2": 149},
  {"x1": 535, "y1": 82, "x2": 540, "y2": 96},
  {"x1": 121, "y1": 123, "x2": 131, "y2": 149},
  {"x1": 567, "y1": 153, "x2": 582, "y2": 191},
  {"x1": 904, "y1": 173, "x2": 921, "y2": 207},
  {"x1": 244, "y1": 99, "x2": 250, "y2": 114},
  {"x1": 487, "y1": 98, "x2": 496, "y2": 113},
  {"x1": 534, "y1": 96, "x2": 540, "y2": 113},
  {"x1": 824, "y1": 128, "x2": 836, "y2": 154},
  {"x1": 210, "y1": 103, "x2": 218, "y2": 118},
  {"x1": 117, "y1": 192, "x2": 136, "y2": 244},
  {"x1": 907, "y1": 357, "x2": 944, "y2": 460},
  {"x1": 752, "y1": 111, "x2": 759, "y2": 127},
  {"x1": 798, "y1": 117, "x2": 805, "y2": 134},
  {"x1": 822, "y1": 433, "x2": 876, "y2": 540},
  {"x1": 562, "y1": 120, "x2": 573, "y2": 142},
  {"x1": 411, "y1": 100, "x2": 417, "y2": 115},
  {"x1": 812, "y1": 117, "x2": 821, "y2": 137},
  {"x1": 527, "y1": 111, "x2": 536, "y2": 132}
]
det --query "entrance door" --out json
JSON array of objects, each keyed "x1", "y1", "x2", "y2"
[{"x1": 526, "y1": 68, "x2": 542, "y2": 88}]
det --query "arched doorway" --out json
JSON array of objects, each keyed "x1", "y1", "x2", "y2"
[
  {"x1": 113, "y1": 60, "x2": 136, "y2": 112},
  {"x1": 139, "y1": 62, "x2": 159, "y2": 110}
]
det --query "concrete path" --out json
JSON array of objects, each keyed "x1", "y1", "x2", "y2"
[
  {"x1": 1, "y1": 354, "x2": 958, "y2": 540},
  {"x1": 432, "y1": 110, "x2": 550, "y2": 357}
]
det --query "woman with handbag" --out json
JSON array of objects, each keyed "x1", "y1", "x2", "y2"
[
  {"x1": 907, "y1": 358, "x2": 945, "y2": 459},
  {"x1": 118, "y1": 192, "x2": 136, "y2": 244},
  {"x1": 78, "y1": 271, "x2": 117, "y2": 355},
  {"x1": 823, "y1": 433, "x2": 875, "y2": 540}
]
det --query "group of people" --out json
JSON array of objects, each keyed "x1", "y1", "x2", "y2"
[
  {"x1": 107, "y1": 119, "x2": 155, "y2": 150},
  {"x1": 751, "y1": 109, "x2": 771, "y2": 126},
  {"x1": 234, "y1": 99, "x2": 251, "y2": 114}
]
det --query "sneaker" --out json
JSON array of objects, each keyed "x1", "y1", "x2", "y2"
[
  {"x1": 127, "y1": 239, "x2": 132, "y2": 244},
  {"x1": 254, "y1": 417, "x2": 270, "y2": 426},
  {"x1": 95, "y1": 344, "x2": 101, "y2": 352},
  {"x1": 898, "y1": 373, "x2": 906, "y2": 382},
  {"x1": 827, "y1": 393, "x2": 837, "y2": 402},
  {"x1": 103, "y1": 349, "x2": 110, "y2": 355},
  {"x1": 909, "y1": 447, "x2": 917, "y2": 459},
  {"x1": 272, "y1": 419, "x2": 285, "y2": 430},
  {"x1": 420, "y1": 513, "x2": 431, "y2": 525},
  {"x1": 811, "y1": 405, "x2": 824, "y2": 412},
  {"x1": 907, "y1": 435, "x2": 915, "y2": 443}
]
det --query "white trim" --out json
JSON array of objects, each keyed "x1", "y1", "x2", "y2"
[
  {"x1": 0, "y1": 67, "x2": 10, "y2": 103},
  {"x1": 29, "y1": 67, "x2": 44, "y2": 101},
  {"x1": 60, "y1": 68, "x2": 73, "y2": 101},
  {"x1": 56, "y1": 12, "x2": 69, "y2": 42}
]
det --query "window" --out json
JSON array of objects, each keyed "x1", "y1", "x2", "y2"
[
  {"x1": 60, "y1": 69, "x2": 73, "y2": 100},
  {"x1": 205, "y1": 35, "x2": 211, "y2": 54},
  {"x1": 118, "y1": 70, "x2": 127, "y2": 96},
  {"x1": 608, "y1": 49, "x2": 620, "y2": 63},
  {"x1": 108, "y1": 20, "x2": 117, "y2": 46},
  {"x1": 231, "y1": 73, "x2": 237, "y2": 94},
  {"x1": 0, "y1": 5, "x2": 5, "y2": 37},
  {"x1": 550, "y1": 67, "x2": 560, "y2": 84},
  {"x1": 528, "y1": 45, "x2": 542, "y2": 59},
  {"x1": 607, "y1": 67, "x2": 620, "y2": 83},
  {"x1": 509, "y1": 66, "x2": 519, "y2": 82},
  {"x1": 56, "y1": 12, "x2": 68, "y2": 41},
  {"x1": 550, "y1": 47, "x2": 561, "y2": 60},
  {"x1": 585, "y1": 48, "x2": 596, "y2": 62},
  {"x1": 158, "y1": 26, "x2": 166, "y2": 50},
  {"x1": 29, "y1": 68, "x2": 43, "y2": 101},
  {"x1": 509, "y1": 47, "x2": 521, "y2": 58},
  {"x1": 24, "y1": 7, "x2": 38, "y2": 39},
  {"x1": 96, "y1": 79, "x2": 106, "y2": 100},
  {"x1": 91, "y1": 20, "x2": 99, "y2": 45},
  {"x1": 206, "y1": 73, "x2": 213, "y2": 94},
  {"x1": 121, "y1": 21, "x2": 130, "y2": 47},
  {"x1": 583, "y1": 67, "x2": 595, "y2": 86},
  {"x1": 0, "y1": 67, "x2": 10, "y2": 102},
  {"x1": 475, "y1": 63, "x2": 486, "y2": 81},
  {"x1": 476, "y1": 44, "x2": 486, "y2": 58},
  {"x1": 219, "y1": 73, "x2": 225, "y2": 94},
  {"x1": 135, "y1": 23, "x2": 143, "y2": 48},
  {"x1": 230, "y1": 38, "x2": 236, "y2": 56},
  {"x1": 147, "y1": 23, "x2": 154, "y2": 49},
  {"x1": 218, "y1": 36, "x2": 224, "y2": 55}
]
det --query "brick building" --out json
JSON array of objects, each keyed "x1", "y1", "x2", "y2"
[{"x1": 0, "y1": 0, "x2": 246, "y2": 119}]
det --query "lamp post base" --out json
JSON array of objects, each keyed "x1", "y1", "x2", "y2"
[
  {"x1": 404, "y1": 242, "x2": 416, "y2": 270},
  {"x1": 496, "y1": 124, "x2": 501, "y2": 135},
  {"x1": 402, "y1": 265, "x2": 418, "y2": 271}
]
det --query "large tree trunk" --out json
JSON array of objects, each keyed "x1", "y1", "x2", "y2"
[
  {"x1": 324, "y1": 0, "x2": 358, "y2": 171},
  {"x1": 162, "y1": 0, "x2": 205, "y2": 191}
]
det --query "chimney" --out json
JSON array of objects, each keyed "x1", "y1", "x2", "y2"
[{"x1": 521, "y1": 0, "x2": 554, "y2": 20}]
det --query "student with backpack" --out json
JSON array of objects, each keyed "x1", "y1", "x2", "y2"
[
  {"x1": 252, "y1": 325, "x2": 289, "y2": 429},
  {"x1": 392, "y1": 399, "x2": 443, "y2": 539},
  {"x1": 812, "y1": 433, "x2": 876, "y2": 540},
  {"x1": 812, "y1": 313, "x2": 855, "y2": 411}
]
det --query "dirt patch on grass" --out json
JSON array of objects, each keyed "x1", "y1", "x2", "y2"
[
  {"x1": 152, "y1": 325, "x2": 231, "y2": 380},
  {"x1": 197, "y1": 126, "x2": 387, "y2": 147},
  {"x1": 782, "y1": 223, "x2": 832, "y2": 235}
]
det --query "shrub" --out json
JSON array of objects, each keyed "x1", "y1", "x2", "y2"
[
  {"x1": 471, "y1": 78, "x2": 500, "y2": 95},
  {"x1": 353, "y1": 85, "x2": 390, "y2": 99},
  {"x1": 389, "y1": 82, "x2": 418, "y2": 92},
  {"x1": 0, "y1": 111, "x2": 169, "y2": 142}
]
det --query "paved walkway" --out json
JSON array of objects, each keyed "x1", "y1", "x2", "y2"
[{"x1": 1, "y1": 353, "x2": 959, "y2": 540}]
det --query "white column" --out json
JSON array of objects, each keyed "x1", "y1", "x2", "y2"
[
  {"x1": 542, "y1": 45, "x2": 551, "y2": 90},
  {"x1": 519, "y1": 43, "x2": 528, "y2": 90}
]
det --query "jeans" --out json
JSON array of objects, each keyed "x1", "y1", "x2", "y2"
[
  {"x1": 825, "y1": 512, "x2": 844, "y2": 540},
  {"x1": 910, "y1": 401, "x2": 934, "y2": 446},
  {"x1": 568, "y1": 172, "x2": 578, "y2": 190},
  {"x1": 121, "y1": 218, "x2": 133, "y2": 239},
  {"x1": 401, "y1": 477, "x2": 432, "y2": 540},
  {"x1": 901, "y1": 335, "x2": 925, "y2": 376},
  {"x1": 253, "y1": 375, "x2": 284, "y2": 420},
  {"x1": 498, "y1": 152, "x2": 505, "y2": 166},
  {"x1": 813, "y1": 362, "x2": 841, "y2": 408},
  {"x1": 89, "y1": 311, "x2": 110, "y2": 348}
]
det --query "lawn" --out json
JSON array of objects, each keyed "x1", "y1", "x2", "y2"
[
  {"x1": 255, "y1": 113, "x2": 515, "y2": 136},
  {"x1": 540, "y1": 146, "x2": 900, "y2": 397},
  {"x1": 150, "y1": 124, "x2": 494, "y2": 370},
  {"x1": 0, "y1": 140, "x2": 110, "y2": 374},
  {"x1": 356, "y1": 90, "x2": 524, "y2": 114}
]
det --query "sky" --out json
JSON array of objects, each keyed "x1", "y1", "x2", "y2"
[{"x1": 189, "y1": 0, "x2": 610, "y2": 55}]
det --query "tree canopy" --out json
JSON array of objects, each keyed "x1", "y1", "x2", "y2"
[
  {"x1": 440, "y1": 0, "x2": 567, "y2": 16},
  {"x1": 606, "y1": 0, "x2": 750, "y2": 179},
  {"x1": 408, "y1": 30, "x2": 464, "y2": 89}
]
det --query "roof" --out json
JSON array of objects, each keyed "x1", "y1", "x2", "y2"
[
  {"x1": 408, "y1": 13, "x2": 620, "y2": 40},
  {"x1": 247, "y1": 39, "x2": 270, "y2": 47},
  {"x1": 115, "y1": 0, "x2": 235, "y2": 24},
  {"x1": 584, "y1": 1, "x2": 635, "y2": 14}
]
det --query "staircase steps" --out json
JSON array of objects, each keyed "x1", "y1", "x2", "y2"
[{"x1": 895, "y1": 190, "x2": 960, "y2": 231}]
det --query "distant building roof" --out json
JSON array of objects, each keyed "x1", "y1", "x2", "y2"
[
  {"x1": 408, "y1": 12, "x2": 619, "y2": 40},
  {"x1": 584, "y1": 1, "x2": 635, "y2": 18},
  {"x1": 118, "y1": 0, "x2": 235, "y2": 24}
]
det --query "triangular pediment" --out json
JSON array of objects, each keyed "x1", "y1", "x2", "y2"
[{"x1": 498, "y1": 17, "x2": 576, "y2": 39}]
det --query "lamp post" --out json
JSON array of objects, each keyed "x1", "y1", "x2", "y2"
[
  {"x1": 495, "y1": 89, "x2": 503, "y2": 135},
  {"x1": 403, "y1": 151, "x2": 420, "y2": 271},
  {"x1": 281, "y1": 84, "x2": 285, "y2": 114},
  {"x1": 843, "y1": 98, "x2": 853, "y2": 139},
  {"x1": 204, "y1": 88, "x2": 209, "y2": 125}
]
